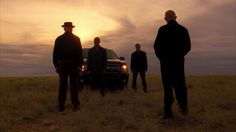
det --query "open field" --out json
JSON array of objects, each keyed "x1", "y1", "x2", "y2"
[{"x1": 0, "y1": 75, "x2": 236, "y2": 132}]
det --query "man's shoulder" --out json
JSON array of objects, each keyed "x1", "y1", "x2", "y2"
[
  {"x1": 157, "y1": 25, "x2": 168, "y2": 33},
  {"x1": 132, "y1": 51, "x2": 138, "y2": 55},
  {"x1": 56, "y1": 34, "x2": 64, "y2": 40},
  {"x1": 89, "y1": 46, "x2": 105, "y2": 52},
  {"x1": 159, "y1": 24, "x2": 168, "y2": 30},
  {"x1": 98, "y1": 46, "x2": 106, "y2": 52},
  {"x1": 179, "y1": 23, "x2": 187, "y2": 29},
  {"x1": 160, "y1": 22, "x2": 188, "y2": 32},
  {"x1": 72, "y1": 34, "x2": 80, "y2": 39},
  {"x1": 139, "y1": 51, "x2": 146, "y2": 56},
  {"x1": 132, "y1": 51, "x2": 146, "y2": 55},
  {"x1": 56, "y1": 33, "x2": 69, "y2": 39},
  {"x1": 140, "y1": 50, "x2": 146, "y2": 53},
  {"x1": 55, "y1": 34, "x2": 65, "y2": 45},
  {"x1": 88, "y1": 47, "x2": 94, "y2": 52},
  {"x1": 59, "y1": 33, "x2": 80, "y2": 39},
  {"x1": 101, "y1": 46, "x2": 106, "y2": 50},
  {"x1": 138, "y1": 50, "x2": 146, "y2": 53}
]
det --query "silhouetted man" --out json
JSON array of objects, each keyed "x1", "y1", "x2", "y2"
[
  {"x1": 87, "y1": 37, "x2": 107, "y2": 96},
  {"x1": 131, "y1": 43, "x2": 148, "y2": 92},
  {"x1": 154, "y1": 10, "x2": 191, "y2": 118},
  {"x1": 53, "y1": 22, "x2": 83, "y2": 112}
]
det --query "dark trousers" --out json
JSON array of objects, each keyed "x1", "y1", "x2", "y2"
[
  {"x1": 90, "y1": 72, "x2": 105, "y2": 95},
  {"x1": 160, "y1": 59, "x2": 188, "y2": 113},
  {"x1": 58, "y1": 62, "x2": 79, "y2": 109},
  {"x1": 132, "y1": 70, "x2": 147, "y2": 90}
]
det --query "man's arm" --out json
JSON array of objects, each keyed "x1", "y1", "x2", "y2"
[
  {"x1": 76, "y1": 37, "x2": 83, "y2": 68},
  {"x1": 153, "y1": 28, "x2": 162, "y2": 58},
  {"x1": 144, "y1": 52, "x2": 148, "y2": 71},
  {"x1": 87, "y1": 49, "x2": 91, "y2": 71},
  {"x1": 130, "y1": 53, "x2": 134, "y2": 72},
  {"x1": 183, "y1": 28, "x2": 191, "y2": 56},
  {"x1": 53, "y1": 38, "x2": 59, "y2": 68},
  {"x1": 53, "y1": 37, "x2": 61, "y2": 73},
  {"x1": 103, "y1": 48, "x2": 107, "y2": 71}
]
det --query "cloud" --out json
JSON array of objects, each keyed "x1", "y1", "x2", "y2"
[
  {"x1": 0, "y1": 0, "x2": 235, "y2": 75},
  {"x1": 187, "y1": 1, "x2": 236, "y2": 37},
  {"x1": 97, "y1": 1, "x2": 236, "y2": 75},
  {"x1": 0, "y1": 44, "x2": 55, "y2": 75}
]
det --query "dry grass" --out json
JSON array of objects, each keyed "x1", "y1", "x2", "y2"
[{"x1": 0, "y1": 75, "x2": 236, "y2": 132}]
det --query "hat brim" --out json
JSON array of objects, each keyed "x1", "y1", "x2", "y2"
[{"x1": 61, "y1": 25, "x2": 75, "y2": 28}]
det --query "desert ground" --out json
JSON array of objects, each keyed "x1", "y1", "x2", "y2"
[{"x1": 0, "y1": 75, "x2": 236, "y2": 132}]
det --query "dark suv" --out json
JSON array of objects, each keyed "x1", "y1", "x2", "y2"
[{"x1": 79, "y1": 48, "x2": 129, "y2": 85}]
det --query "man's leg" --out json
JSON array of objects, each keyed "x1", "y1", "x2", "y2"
[
  {"x1": 140, "y1": 71, "x2": 147, "y2": 92},
  {"x1": 161, "y1": 62, "x2": 174, "y2": 118},
  {"x1": 69, "y1": 68, "x2": 80, "y2": 111},
  {"x1": 132, "y1": 71, "x2": 138, "y2": 90},
  {"x1": 99, "y1": 73, "x2": 106, "y2": 97},
  {"x1": 173, "y1": 60, "x2": 188, "y2": 115},
  {"x1": 90, "y1": 73, "x2": 97, "y2": 90},
  {"x1": 58, "y1": 71, "x2": 68, "y2": 112}
]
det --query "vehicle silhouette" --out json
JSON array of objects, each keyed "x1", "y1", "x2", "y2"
[{"x1": 79, "y1": 48, "x2": 129, "y2": 88}]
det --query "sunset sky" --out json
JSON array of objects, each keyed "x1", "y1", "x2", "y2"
[{"x1": 0, "y1": 0, "x2": 236, "y2": 75}]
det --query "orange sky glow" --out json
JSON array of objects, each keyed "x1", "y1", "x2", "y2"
[
  {"x1": 0, "y1": 0, "x2": 235, "y2": 75},
  {"x1": 1, "y1": 0, "x2": 228, "y2": 45},
  {"x1": 0, "y1": 0, "x2": 122, "y2": 46}
]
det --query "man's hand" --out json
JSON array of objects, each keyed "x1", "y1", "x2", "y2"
[
  {"x1": 78, "y1": 67, "x2": 81, "y2": 72},
  {"x1": 55, "y1": 67, "x2": 60, "y2": 73}
]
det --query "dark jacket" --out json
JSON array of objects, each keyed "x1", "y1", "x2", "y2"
[
  {"x1": 53, "y1": 32, "x2": 83, "y2": 68},
  {"x1": 131, "y1": 50, "x2": 148, "y2": 72},
  {"x1": 87, "y1": 45, "x2": 107, "y2": 73},
  {"x1": 153, "y1": 20, "x2": 191, "y2": 61}
]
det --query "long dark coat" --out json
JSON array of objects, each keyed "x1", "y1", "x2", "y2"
[
  {"x1": 87, "y1": 46, "x2": 107, "y2": 73},
  {"x1": 53, "y1": 32, "x2": 83, "y2": 68},
  {"x1": 154, "y1": 20, "x2": 191, "y2": 61}
]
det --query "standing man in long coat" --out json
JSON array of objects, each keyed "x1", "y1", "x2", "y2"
[
  {"x1": 87, "y1": 37, "x2": 107, "y2": 96},
  {"x1": 154, "y1": 10, "x2": 191, "y2": 119},
  {"x1": 53, "y1": 22, "x2": 83, "y2": 112}
]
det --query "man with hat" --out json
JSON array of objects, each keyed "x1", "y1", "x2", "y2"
[{"x1": 53, "y1": 22, "x2": 83, "y2": 112}]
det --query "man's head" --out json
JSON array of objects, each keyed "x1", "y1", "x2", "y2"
[
  {"x1": 164, "y1": 10, "x2": 177, "y2": 22},
  {"x1": 135, "y1": 43, "x2": 141, "y2": 51},
  {"x1": 94, "y1": 37, "x2": 101, "y2": 46},
  {"x1": 62, "y1": 22, "x2": 75, "y2": 33}
]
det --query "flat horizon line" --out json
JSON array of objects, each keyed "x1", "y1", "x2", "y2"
[{"x1": 1, "y1": 74, "x2": 236, "y2": 78}]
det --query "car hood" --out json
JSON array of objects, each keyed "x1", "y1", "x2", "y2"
[{"x1": 83, "y1": 58, "x2": 126, "y2": 64}]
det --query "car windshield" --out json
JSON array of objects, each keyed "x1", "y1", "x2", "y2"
[{"x1": 82, "y1": 48, "x2": 118, "y2": 59}]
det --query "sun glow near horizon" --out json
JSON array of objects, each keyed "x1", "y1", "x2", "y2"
[
  {"x1": 70, "y1": 11, "x2": 120, "y2": 44},
  {"x1": 0, "y1": 2, "x2": 120, "y2": 46}
]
